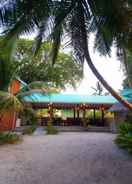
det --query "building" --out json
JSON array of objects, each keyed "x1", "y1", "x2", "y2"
[
  {"x1": 0, "y1": 78, "x2": 27, "y2": 131},
  {"x1": 1, "y1": 77, "x2": 131, "y2": 132}
]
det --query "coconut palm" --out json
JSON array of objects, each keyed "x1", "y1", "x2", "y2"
[
  {"x1": 122, "y1": 51, "x2": 132, "y2": 88},
  {"x1": 0, "y1": 0, "x2": 132, "y2": 109},
  {"x1": 92, "y1": 82, "x2": 103, "y2": 96}
]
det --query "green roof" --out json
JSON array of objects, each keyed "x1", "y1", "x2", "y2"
[
  {"x1": 120, "y1": 88, "x2": 132, "y2": 100},
  {"x1": 109, "y1": 88, "x2": 132, "y2": 112},
  {"x1": 22, "y1": 92, "x2": 117, "y2": 105},
  {"x1": 20, "y1": 88, "x2": 132, "y2": 105}
]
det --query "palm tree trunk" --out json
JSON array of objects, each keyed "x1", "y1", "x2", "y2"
[
  {"x1": 122, "y1": 49, "x2": 132, "y2": 88},
  {"x1": 84, "y1": 49, "x2": 132, "y2": 110}
]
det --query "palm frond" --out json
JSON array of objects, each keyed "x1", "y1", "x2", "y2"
[
  {"x1": 50, "y1": 0, "x2": 77, "y2": 64},
  {"x1": 33, "y1": 18, "x2": 49, "y2": 56},
  {"x1": 0, "y1": 0, "x2": 16, "y2": 26},
  {"x1": 2, "y1": 0, "x2": 51, "y2": 46},
  {"x1": 66, "y1": 1, "x2": 89, "y2": 64}
]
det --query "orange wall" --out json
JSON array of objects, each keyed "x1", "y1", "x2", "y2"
[
  {"x1": 0, "y1": 111, "x2": 16, "y2": 131},
  {"x1": 9, "y1": 80, "x2": 21, "y2": 95},
  {"x1": 0, "y1": 80, "x2": 20, "y2": 131}
]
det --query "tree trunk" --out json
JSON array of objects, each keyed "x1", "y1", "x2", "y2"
[
  {"x1": 122, "y1": 49, "x2": 132, "y2": 88},
  {"x1": 84, "y1": 49, "x2": 132, "y2": 110}
]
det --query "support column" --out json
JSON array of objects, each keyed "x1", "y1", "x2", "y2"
[
  {"x1": 48, "y1": 104, "x2": 53, "y2": 121},
  {"x1": 73, "y1": 108, "x2": 76, "y2": 119},
  {"x1": 82, "y1": 109, "x2": 86, "y2": 127},
  {"x1": 101, "y1": 109, "x2": 104, "y2": 126},
  {"x1": 83, "y1": 109, "x2": 86, "y2": 119},
  {"x1": 93, "y1": 109, "x2": 96, "y2": 121},
  {"x1": 77, "y1": 108, "x2": 80, "y2": 118}
]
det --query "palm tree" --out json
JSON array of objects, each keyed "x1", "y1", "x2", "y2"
[
  {"x1": 0, "y1": 0, "x2": 132, "y2": 109},
  {"x1": 120, "y1": 50, "x2": 132, "y2": 88},
  {"x1": 92, "y1": 82, "x2": 103, "y2": 96}
]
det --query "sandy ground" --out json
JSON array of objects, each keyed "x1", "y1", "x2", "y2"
[{"x1": 0, "y1": 132, "x2": 132, "y2": 184}]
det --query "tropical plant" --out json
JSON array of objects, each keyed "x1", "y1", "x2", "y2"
[
  {"x1": 0, "y1": 38, "x2": 17, "y2": 91},
  {"x1": 115, "y1": 122, "x2": 132, "y2": 154},
  {"x1": 91, "y1": 82, "x2": 104, "y2": 96},
  {"x1": 0, "y1": 91, "x2": 22, "y2": 122},
  {"x1": 22, "y1": 125, "x2": 36, "y2": 135},
  {"x1": 20, "y1": 107, "x2": 37, "y2": 126},
  {"x1": 0, "y1": 132, "x2": 22, "y2": 145},
  {"x1": 0, "y1": 0, "x2": 132, "y2": 109},
  {"x1": 45, "y1": 120, "x2": 58, "y2": 135}
]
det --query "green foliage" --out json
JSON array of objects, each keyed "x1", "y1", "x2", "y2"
[
  {"x1": 21, "y1": 108, "x2": 37, "y2": 135},
  {"x1": 13, "y1": 39, "x2": 83, "y2": 89},
  {"x1": 115, "y1": 123, "x2": 132, "y2": 154},
  {"x1": 22, "y1": 125, "x2": 36, "y2": 135},
  {"x1": 0, "y1": 91, "x2": 23, "y2": 116},
  {"x1": 0, "y1": 37, "x2": 18, "y2": 91},
  {"x1": 0, "y1": 0, "x2": 132, "y2": 109},
  {"x1": 28, "y1": 81, "x2": 60, "y2": 93},
  {"x1": 125, "y1": 112, "x2": 132, "y2": 123},
  {"x1": 123, "y1": 51, "x2": 132, "y2": 88},
  {"x1": 1, "y1": 1, "x2": 132, "y2": 60},
  {"x1": 20, "y1": 108, "x2": 37, "y2": 126},
  {"x1": 45, "y1": 120, "x2": 58, "y2": 135},
  {"x1": 0, "y1": 132, "x2": 22, "y2": 145}
]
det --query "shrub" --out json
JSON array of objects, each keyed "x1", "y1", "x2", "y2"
[
  {"x1": 22, "y1": 125, "x2": 36, "y2": 135},
  {"x1": 0, "y1": 132, "x2": 22, "y2": 145},
  {"x1": 125, "y1": 112, "x2": 132, "y2": 123},
  {"x1": 115, "y1": 123, "x2": 132, "y2": 154},
  {"x1": 20, "y1": 107, "x2": 37, "y2": 126},
  {"x1": 45, "y1": 120, "x2": 58, "y2": 135}
]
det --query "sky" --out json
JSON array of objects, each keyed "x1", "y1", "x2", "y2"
[{"x1": 63, "y1": 35, "x2": 125, "y2": 95}]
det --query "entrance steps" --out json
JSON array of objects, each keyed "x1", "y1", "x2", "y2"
[
  {"x1": 56, "y1": 126, "x2": 86, "y2": 132},
  {"x1": 55, "y1": 126, "x2": 110, "y2": 132},
  {"x1": 33, "y1": 127, "x2": 45, "y2": 136},
  {"x1": 86, "y1": 126, "x2": 110, "y2": 132}
]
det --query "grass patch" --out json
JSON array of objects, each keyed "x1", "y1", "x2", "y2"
[
  {"x1": 23, "y1": 125, "x2": 37, "y2": 135},
  {"x1": 0, "y1": 132, "x2": 22, "y2": 145}
]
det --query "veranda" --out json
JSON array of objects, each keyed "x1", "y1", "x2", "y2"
[{"x1": 22, "y1": 92, "x2": 116, "y2": 127}]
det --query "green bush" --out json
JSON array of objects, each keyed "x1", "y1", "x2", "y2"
[
  {"x1": 20, "y1": 107, "x2": 37, "y2": 126},
  {"x1": 115, "y1": 123, "x2": 132, "y2": 154},
  {"x1": 0, "y1": 132, "x2": 22, "y2": 145},
  {"x1": 125, "y1": 112, "x2": 132, "y2": 123},
  {"x1": 45, "y1": 120, "x2": 58, "y2": 135},
  {"x1": 23, "y1": 125, "x2": 37, "y2": 135}
]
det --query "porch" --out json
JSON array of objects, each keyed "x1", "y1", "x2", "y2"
[{"x1": 21, "y1": 92, "x2": 116, "y2": 128}]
